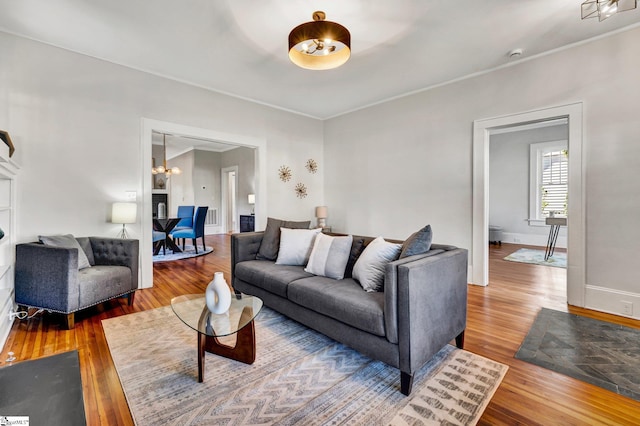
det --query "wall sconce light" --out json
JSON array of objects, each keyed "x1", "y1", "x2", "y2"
[{"x1": 112, "y1": 202, "x2": 137, "y2": 239}]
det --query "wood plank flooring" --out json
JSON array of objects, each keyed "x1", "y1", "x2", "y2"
[{"x1": 1, "y1": 237, "x2": 639, "y2": 425}]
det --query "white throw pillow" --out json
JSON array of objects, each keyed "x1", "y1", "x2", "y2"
[
  {"x1": 275, "y1": 227, "x2": 322, "y2": 266},
  {"x1": 305, "y1": 233, "x2": 353, "y2": 280},
  {"x1": 352, "y1": 237, "x2": 402, "y2": 292}
]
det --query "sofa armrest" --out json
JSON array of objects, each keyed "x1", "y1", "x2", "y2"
[
  {"x1": 395, "y1": 248, "x2": 468, "y2": 374},
  {"x1": 231, "y1": 232, "x2": 264, "y2": 288},
  {"x1": 15, "y1": 243, "x2": 81, "y2": 313},
  {"x1": 89, "y1": 237, "x2": 139, "y2": 290}
]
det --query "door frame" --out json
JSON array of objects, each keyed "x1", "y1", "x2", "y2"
[
  {"x1": 221, "y1": 166, "x2": 239, "y2": 234},
  {"x1": 471, "y1": 102, "x2": 585, "y2": 307},
  {"x1": 140, "y1": 118, "x2": 266, "y2": 289}
]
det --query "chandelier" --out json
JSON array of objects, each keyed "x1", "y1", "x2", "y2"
[
  {"x1": 288, "y1": 11, "x2": 351, "y2": 70},
  {"x1": 152, "y1": 133, "x2": 181, "y2": 176},
  {"x1": 582, "y1": 0, "x2": 637, "y2": 21}
]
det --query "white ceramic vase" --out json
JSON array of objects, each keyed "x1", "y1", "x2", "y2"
[{"x1": 205, "y1": 272, "x2": 231, "y2": 314}]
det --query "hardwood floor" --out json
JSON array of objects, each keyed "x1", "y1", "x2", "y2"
[{"x1": 2, "y1": 237, "x2": 639, "y2": 425}]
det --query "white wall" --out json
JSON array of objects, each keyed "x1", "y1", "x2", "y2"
[
  {"x1": 324, "y1": 26, "x2": 640, "y2": 318},
  {"x1": 489, "y1": 125, "x2": 568, "y2": 247},
  {"x1": 167, "y1": 150, "x2": 195, "y2": 215},
  {"x1": 0, "y1": 31, "x2": 324, "y2": 286}
]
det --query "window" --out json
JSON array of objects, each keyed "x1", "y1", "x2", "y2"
[{"x1": 529, "y1": 141, "x2": 568, "y2": 223}]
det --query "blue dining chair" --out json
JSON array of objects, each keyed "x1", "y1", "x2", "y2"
[
  {"x1": 171, "y1": 205, "x2": 195, "y2": 245},
  {"x1": 172, "y1": 206, "x2": 208, "y2": 254},
  {"x1": 152, "y1": 230, "x2": 166, "y2": 255}
]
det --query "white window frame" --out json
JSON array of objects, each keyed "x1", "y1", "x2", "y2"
[{"x1": 529, "y1": 140, "x2": 568, "y2": 226}]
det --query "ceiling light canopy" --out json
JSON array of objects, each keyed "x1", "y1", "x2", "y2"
[
  {"x1": 152, "y1": 133, "x2": 181, "y2": 177},
  {"x1": 581, "y1": 0, "x2": 637, "y2": 21},
  {"x1": 288, "y1": 11, "x2": 350, "y2": 70}
]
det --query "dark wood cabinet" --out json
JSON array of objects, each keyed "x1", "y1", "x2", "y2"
[{"x1": 239, "y1": 215, "x2": 255, "y2": 232}]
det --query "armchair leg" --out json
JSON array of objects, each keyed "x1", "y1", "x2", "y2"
[
  {"x1": 63, "y1": 313, "x2": 75, "y2": 330},
  {"x1": 455, "y1": 330, "x2": 465, "y2": 349},
  {"x1": 400, "y1": 371, "x2": 414, "y2": 396},
  {"x1": 128, "y1": 292, "x2": 136, "y2": 306}
]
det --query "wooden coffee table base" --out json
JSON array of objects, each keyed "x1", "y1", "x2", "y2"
[{"x1": 197, "y1": 307, "x2": 256, "y2": 382}]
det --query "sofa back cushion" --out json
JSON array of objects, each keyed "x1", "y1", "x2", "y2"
[{"x1": 256, "y1": 217, "x2": 311, "y2": 261}]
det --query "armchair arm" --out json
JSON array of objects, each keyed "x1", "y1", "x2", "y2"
[
  {"x1": 396, "y1": 248, "x2": 468, "y2": 375},
  {"x1": 15, "y1": 243, "x2": 80, "y2": 313},
  {"x1": 89, "y1": 237, "x2": 139, "y2": 290},
  {"x1": 231, "y1": 232, "x2": 264, "y2": 288}
]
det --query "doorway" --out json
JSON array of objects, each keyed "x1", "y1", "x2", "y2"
[
  {"x1": 472, "y1": 103, "x2": 585, "y2": 308},
  {"x1": 221, "y1": 166, "x2": 238, "y2": 234},
  {"x1": 139, "y1": 118, "x2": 267, "y2": 289}
]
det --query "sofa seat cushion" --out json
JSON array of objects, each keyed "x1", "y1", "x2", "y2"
[
  {"x1": 77, "y1": 265, "x2": 132, "y2": 309},
  {"x1": 234, "y1": 260, "x2": 314, "y2": 298},
  {"x1": 287, "y1": 277, "x2": 386, "y2": 337}
]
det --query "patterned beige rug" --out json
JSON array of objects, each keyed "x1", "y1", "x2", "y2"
[{"x1": 103, "y1": 306, "x2": 507, "y2": 425}]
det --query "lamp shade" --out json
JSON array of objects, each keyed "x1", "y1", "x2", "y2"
[
  {"x1": 248, "y1": 194, "x2": 256, "y2": 204},
  {"x1": 288, "y1": 11, "x2": 351, "y2": 70},
  {"x1": 315, "y1": 206, "x2": 328, "y2": 219},
  {"x1": 112, "y1": 202, "x2": 137, "y2": 224}
]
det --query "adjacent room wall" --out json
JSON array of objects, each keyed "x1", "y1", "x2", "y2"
[
  {"x1": 221, "y1": 146, "x2": 256, "y2": 217},
  {"x1": 324, "y1": 26, "x2": 640, "y2": 318},
  {"x1": 489, "y1": 124, "x2": 568, "y2": 247}
]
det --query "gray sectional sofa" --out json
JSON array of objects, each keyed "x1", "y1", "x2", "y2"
[
  {"x1": 15, "y1": 236, "x2": 139, "y2": 329},
  {"x1": 231, "y1": 231, "x2": 468, "y2": 396}
]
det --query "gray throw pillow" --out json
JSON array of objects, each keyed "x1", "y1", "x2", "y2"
[
  {"x1": 399, "y1": 225, "x2": 433, "y2": 259},
  {"x1": 256, "y1": 217, "x2": 311, "y2": 261},
  {"x1": 75, "y1": 237, "x2": 96, "y2": 266},
  {"x1": 39, "y1": 234, "x2": 92, "y2": 269}
]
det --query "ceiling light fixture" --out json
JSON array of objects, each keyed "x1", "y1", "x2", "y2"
[
  {"x1": 581, "y1": 0, "x2": 637, "y2": 21},
  {"x1": 288, "y1": 11, "x2": 350, "y2": 70},
  {"x1": 152, "y1": 133, "x2": 181, "y2": 177}
]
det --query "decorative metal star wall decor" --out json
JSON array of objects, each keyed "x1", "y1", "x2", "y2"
[
  {"x1": 305, "y1": 159, "x2": 318, "y2": 174},
  {"x1": 294, "y1": 183, "x2": 308, "y2": 198},
  {"x1": 278, "y1": 165, "x2": 292, "y2": 182}
]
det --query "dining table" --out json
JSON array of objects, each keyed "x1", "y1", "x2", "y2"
[{"x1": 153, "y1": 217, "x2": 182, "y2": 254}]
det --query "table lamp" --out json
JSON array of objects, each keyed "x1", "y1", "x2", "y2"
[
  {"x1": 248, "y1": 193, "x2": 255, "y2": 215},
  {"x1": 112, "y1": 202, "x2": 137, "y2": 239},
  {"x1": 315, "y1": 206, "x2": 328, "y2": 228}
]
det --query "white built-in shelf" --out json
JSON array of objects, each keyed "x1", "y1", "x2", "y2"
[{"x1": 0, "y1": 265, "x2": 9, "y2": 280}]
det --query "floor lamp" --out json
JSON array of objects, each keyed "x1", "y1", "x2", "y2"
[{"x1": 112, "y1": 202, "x2": 137, "y2": 239}]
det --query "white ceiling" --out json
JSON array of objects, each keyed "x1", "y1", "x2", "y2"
[{"x1": 0, "y1": 0, "x2": 638, "y2": 119}]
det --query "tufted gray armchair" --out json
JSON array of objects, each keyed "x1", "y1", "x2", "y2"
[{"x1": 15, "y1": 237, "x2": 139, "y2": 329}]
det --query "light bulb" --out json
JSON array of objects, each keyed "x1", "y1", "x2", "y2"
[
  {"x1": 323, "y1": 49, "x2": 329, "y2": 55},
  {"x1": 301, "y1": 43, "x2": 309, "y2": 52},
  {"x1": 324, "y1": 38, "x2": 332, "y2": 44},
  {"x1": 156, "y1": 165, "x2": 165, "y2": 174}
]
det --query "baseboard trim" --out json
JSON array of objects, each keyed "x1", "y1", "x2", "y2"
[
  {"x1": 500, "y1": 232, "x2": 567, "y2": 249},
  {"x1": 0, "y1": 292, "x2": 15, "y2": 352},
  {"x1": 585, "y1": 285, "x2": 640, "y2": 320}
]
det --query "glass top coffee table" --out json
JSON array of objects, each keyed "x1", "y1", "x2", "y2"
[{"x1": 171, "y1": 293, "x2": 263, "y2": 382}]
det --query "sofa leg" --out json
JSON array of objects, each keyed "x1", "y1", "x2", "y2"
[
  {"x1": 455, "y1": 330, "x2": 465, "y2": 349},
  {"x1": 401, "y1": 371, "x2": 414, "y2": 396},
  {"x1": 128, "y1": 292, "x2": 136, "y2": 306},
  {"x1": 63, "y1": 313, "x2": 75, "y2": 330}
]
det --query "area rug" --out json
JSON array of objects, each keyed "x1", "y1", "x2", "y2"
[
  {"x1": 152, "y1": 245, "x2": 213, "y2": 262},
  {"x1": 515, "y1": 308, "x2": 640, "y2": 401},
  {"x1": 103, "y1": 306, "x2": 508, "y2": 425},
  {"x1": 503, "y1": 248, "x2": 566, "y2": 268},
  {"x1": 0, "y1": 350, "x2": 86, "y2": 425}
]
